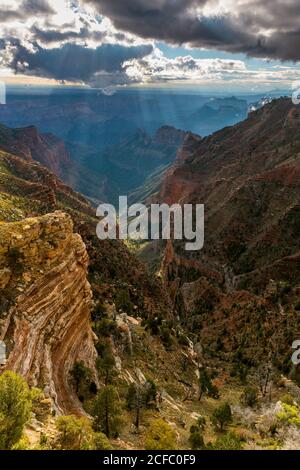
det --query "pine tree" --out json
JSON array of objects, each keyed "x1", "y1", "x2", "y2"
[
  {"x1": 126, "y1": 380, "x2": 157, "y2": 429},
  {"x1": 211, "y1": 402, "x2": 232, "y2": 432},
  {"x1": 93, "y1": 386, "x2": 123, "y2": 438},
  {"x1": 96, "y1": 345, "x2": 118, "y2": 386}
]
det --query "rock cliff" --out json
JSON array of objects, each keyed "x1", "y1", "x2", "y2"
[{"x1": 0, "y1": 211, "x2": 96, "y2": 415}]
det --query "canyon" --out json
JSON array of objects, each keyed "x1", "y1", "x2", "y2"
[{"x1": 0, "y1": 97, "x2": 299, "y2": 450}]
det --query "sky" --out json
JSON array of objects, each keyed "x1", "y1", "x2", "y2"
[{"x1": 0, "y1": 0, "x2": 300, "y2": 93}]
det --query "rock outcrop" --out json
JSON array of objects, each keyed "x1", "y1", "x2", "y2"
[{"x1": 0, "y1": 211, "x2": 96, "y2": 415}]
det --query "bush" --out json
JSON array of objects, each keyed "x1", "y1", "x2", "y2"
[
  {"x1": 55, "y1": 415, "x2": 95, "y2": 450},
  {"x1": 144, "y1": 316, "x2": 162, "y2": 336},
  {"x1": 189, "y1": 430, "x2": 205, "y2": 450},
  {"x1": 188, "y1": 414, "x2": 206, "y2": 450},
  {"x1": 115, "y1": 289, "x2": 133, "y2": 314},
  {"x1": 70, "y1": 361, "x2": 96, "y2": 401},
  {"x1": 199, "y1": 368, "x2": 219, "y2": 400},
  {"x1": 11, "y1": 436, "x2": 31, "y2": 450},
  {"x1": 0, "y1": 371, "x2": 32, "y2": 450},
  {"x1": 159, "y1": 325, "x2": 174, "y2": 350},
  {"x1": 277, "y1": 403, "x2": 300, "y2": 427},
  {"x1": 240, "y1": 387, "x2": 258, "y2": 408},
  {"x1": 145, "y1": 419, "x2": 177, "y2": 450},
  {"x1": 93, "y1": 432, "x2": 112, "y2": 450},
  {"x1": 209, "y1": 432, "x2": 243, "y2": 450},
  {"x1": 30, "y1": 387, "x2": 51, "y2": 423},
  {"x1": 94, "y1": 319, "x2": 117, "y2": 338},
  {"x1": 280, "y1": 394, "x2": 295, "y2": 406},
  {"x1": 92, "y1": 301, "x2": 108, "y2": 322},
  {"x1": 211, "y1": 402, "x2": 232, "y2": 432}
]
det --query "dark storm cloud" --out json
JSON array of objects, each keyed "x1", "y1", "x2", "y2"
[
  {"x1": 0, "y1": 0, "x2": 54, "y2": 22},
  {"x1": 84, "y1": 0, "x2": 300, "y2": 61},
  {"x1": 31, "y1": 25, "x2": 105, "y2": 44},
  {"x1": 7, "y1": 40, "x2": 153, "y2": 82}
]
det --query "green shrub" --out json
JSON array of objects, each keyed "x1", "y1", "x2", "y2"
[
  {"x1": 93, "y1": 432, "x2": 112, "y2": 450},
  {"x1": 189, "y1": 430, "x2": 205, "y2": 450},
  {"x1": 240, "y1": 387, "x2": 258, "y2": 408},
  {"x1": 0, "y1": 371, "x2": 32, "y2": 450},
  {"x1": 280, "y1": 394, "x2": 295, "y2": 406},
  {"x1": 11, "y1": 436, "x2": 31, "y2": 450},
  {"x1": 70, "y1": 361, "x2": 96, "y2": 401},
  {"x1": 55, "y1": 415, "x2": 95, "y2": 450},
  {"x1": 211, "y1": 402, "x2": 232, "y2": 432},
  {"x1": 94, "y1": 319, "x2": 118, "y2": 338},
  {"x1": 199, "y1": 368, "x2": 219, "y2": 400},
  {"x1": 277, "y1": 402, "x2": 300, "y2": 427},
  {"x1": 145, "y1": 419, "x2": 177, "y2": 450},
  {"x1": 115, "y1": 289, "x2": 133, "y2": 314},
  {"x1": 189, "y1": 416, "x2": 206, "y2": 450},
  {"x1": 92, "y1": 301, "x2": 108, "y2": 321},
  {"x1": 209, "y1": 432, "x2": 243, "y2": 450},
  {"x1": 159, "y1": 325, "x2": 174, "y2": 350}
]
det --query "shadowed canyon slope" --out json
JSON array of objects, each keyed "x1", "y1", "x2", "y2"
[
  {"x1": 0, "y1": 123, "x2": 71, "y2": 177},
  {"x1": 0, "y1": 121, "x2": 186, "y2": 205},
  {"x1": 151, "y1": 98, "x2": 300, "y2": 367},
  {"x1": 160, "y1": 98, "x2": 300, "y2": 291}
]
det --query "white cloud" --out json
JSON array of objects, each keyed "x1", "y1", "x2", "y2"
[
  {"x1": 124, "y1": 48, "x2": 248, "y2": 84},
  {"x1": 123, "y1": 47, "x2": 300, "y2": 86}
]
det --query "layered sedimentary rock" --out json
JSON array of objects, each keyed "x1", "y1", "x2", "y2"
[{"x1": 0, "y1": 211, "x2": 96, "y2": 414}]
